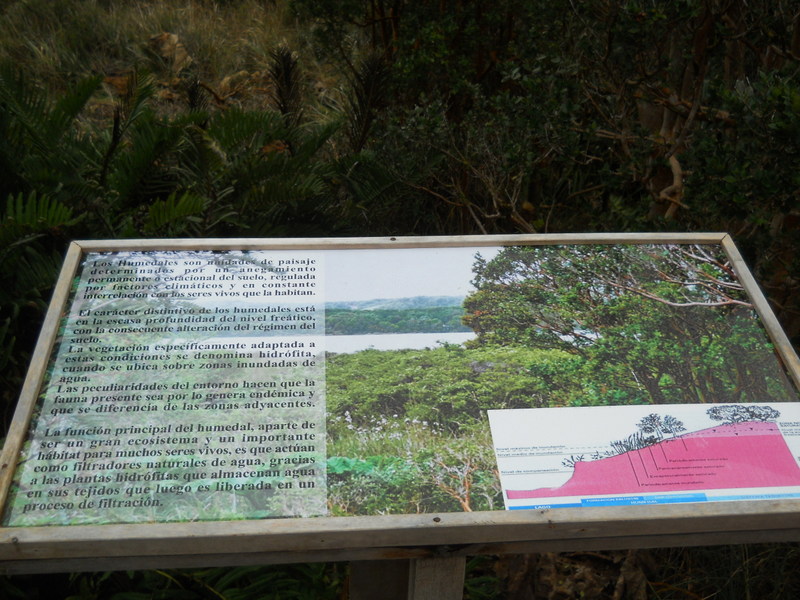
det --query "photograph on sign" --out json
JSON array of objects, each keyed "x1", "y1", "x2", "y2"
[{"x1": 2, "y1": 241, "x2": 799, "y2": 528}]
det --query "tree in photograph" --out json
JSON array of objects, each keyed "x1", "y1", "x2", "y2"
[
  {"x1": 637, "y1": 414, "x2": 665, "y2": 440},
  {"x1": 562, "y1": 454, "x2": 585, "y2": 469},
  {"x1": 662, "y1": 415, "x2": 686, "y2": 439},
  {"x1": 706, "y1": 404, "x2": 781, "y2": 425},
  {"x1": 605, "y1": 413, "x2": 686, "y2": 459},
  {"x1": 608, "y1": 431, "x2": 659, "y2": 457},
  {"x1": 464, "y1": 244, "x2": 797, "y2": 406}
]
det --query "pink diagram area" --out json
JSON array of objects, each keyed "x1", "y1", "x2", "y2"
[{"x1": 507, "y1": 421, "x2": 800, "y2": 500}]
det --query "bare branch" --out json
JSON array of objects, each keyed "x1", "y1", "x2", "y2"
[{"x1": 603, "y1": 280, "x2": 753, "y2": 309}]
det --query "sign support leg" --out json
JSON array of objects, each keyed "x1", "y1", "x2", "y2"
[
  {"x1": 349, "y1": 560, "x2": 409, "y2": 599},
  {"x1": 349, "y1": 557, "x2": 466, "y2": 600},
  {"x1": 407, "y1": 556, "x2": 466, "y2": 600}
]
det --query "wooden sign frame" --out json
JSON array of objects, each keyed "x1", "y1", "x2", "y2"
[{"x1": 1, "y1": 233, "x2": 800, "y2": 580}]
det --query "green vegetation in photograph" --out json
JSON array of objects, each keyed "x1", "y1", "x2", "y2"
[
  {"x1": 325, "y1": 343, "x2": 582, "y2": 515},
  {"x1": 327, "y1": 344, "x2": 582, "y2": 427},
  {"x1": 465, "y1": 244, "x2": 798, "y2": 406},
  {"x1": 323, "y1": 242, "x2": 799, "y2": 517}
]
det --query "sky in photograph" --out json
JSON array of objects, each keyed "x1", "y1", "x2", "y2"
[
  {"x1": 93, "y1": 246, "x2": 504, "y2": 306},
  {"x1": 323, "y1": 246, "x2": 502, "y2": 302}
]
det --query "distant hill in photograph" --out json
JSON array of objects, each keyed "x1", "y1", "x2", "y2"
[
  {"x1": 325, "y1": 296, "x2": 470, "y2": 335},
  {"x1": 325, "y1": 295, "x2": 465, "y2": 311}
]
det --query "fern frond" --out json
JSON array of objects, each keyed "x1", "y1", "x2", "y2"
[
  {"x1": 268, "y1": 46, "x2": 303, "y2": 129},
  {"x1": 117, "y1": 71, "x2": 157, "y2": 133},
  {"x1": 0, "y1": 191, "x2": 78, "y2": 254},
  {"x1": 143, "y1": 191, "x2": 207, "y2": 236},
  {"x1": 205, "y1": 109, "x2": 292, "y2": 193},
  {"x1": 0, "y1": 68, "x2": 50, "y2": 155},
  {"x1": 48, "y1": 75, "x2": 103, "y2": 140},
  {"x1": 207, "y1": 109, "x2": 287, "y2": 152},
  {"x1": 98, "y1": 70, "x2": 158, "y2": 188},
  {"x1": 180, "y1": 124, "x2": 226, "y2": 188},
  {"x1": 0, "y1": 69, "x2": 100, "y2": 154},
  {"x1": 106, "y1": 114, "x2": 186, "y2": 207},
  {"x1": 345, "y1": 55, "x2": 390, "y2": 152},
  {"x1": 2, "y1": 191, "x2": 73, "y2": 228},
  {"x1": 292, "y1": 119, "x2": 341, "y2": 162}
]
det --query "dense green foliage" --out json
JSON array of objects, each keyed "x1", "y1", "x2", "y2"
[
  {"x1": 324, "y1": 338, "x2": 650, "y2": 516},
  {"x1": 464, "y1": 244, "x2": 798, "y2": 406},
  {"x1": 327, "y1": 344, "x2": 579, "y2": 426},
  {"x1": 326, "y1": 344, "x2": 539, "y2": 514}
]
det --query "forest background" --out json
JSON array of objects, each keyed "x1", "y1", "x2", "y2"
[{"x1": 1, "y1": 0, "x2": 800, "y2": 598}]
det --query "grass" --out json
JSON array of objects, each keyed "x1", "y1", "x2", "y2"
[
  {"x1": 0, "y1": 0, "x2": 336, "y2": 110},
  {"x1": 648, "y1": 544, "x2": 800, "y2": 599}
]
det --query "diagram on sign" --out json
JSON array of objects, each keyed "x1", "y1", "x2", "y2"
[{"x1": 489, "y1": 403, "x2": 800, "y2": 509}]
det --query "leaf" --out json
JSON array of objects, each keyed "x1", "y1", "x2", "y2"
[
  {"x1": 143, "y1": 192, "x2": 207, "y2": 236},
  {"x1": 0, "y1": 191, "x2": 79, "y2": 255}
]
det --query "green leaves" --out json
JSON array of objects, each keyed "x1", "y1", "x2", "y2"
[
  {"x1": 465, "y1": 244, "x2": 797, "y2": 406},
  {"x1": 0, "y1": 68, "x2": 100, "y2": 202},
  {"x1": 0, "y1": 191, "x2": 79, "y2": 422},
  {"x1": 142, "y1": 192, "x2": 207, "y2": 236},
  {"x1": 343, "y1": 54, "x2": 389, "y2": 153},
  {"x1": 0, "y1": 191, "x2": 78, "y2": 249}
]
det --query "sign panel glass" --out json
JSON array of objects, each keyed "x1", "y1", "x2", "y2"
[{"x1": 3, "y1": 242, "x2": 799, "y2": 526}]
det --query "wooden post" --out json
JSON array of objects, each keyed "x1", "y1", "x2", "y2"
[
  {"x1": 350, "y1": 560, "x2": 410, "y2": 600},
  {"x1": 349, "y1": 557, "x2": 466, "y2": 600},
  {"x1": 408, "y1": 556, "x2": 466, "y2": 600}
]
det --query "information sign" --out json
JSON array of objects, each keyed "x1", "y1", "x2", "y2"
[{"x1": 1, "y1": 234, "x2": 800, "y2": 575}]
